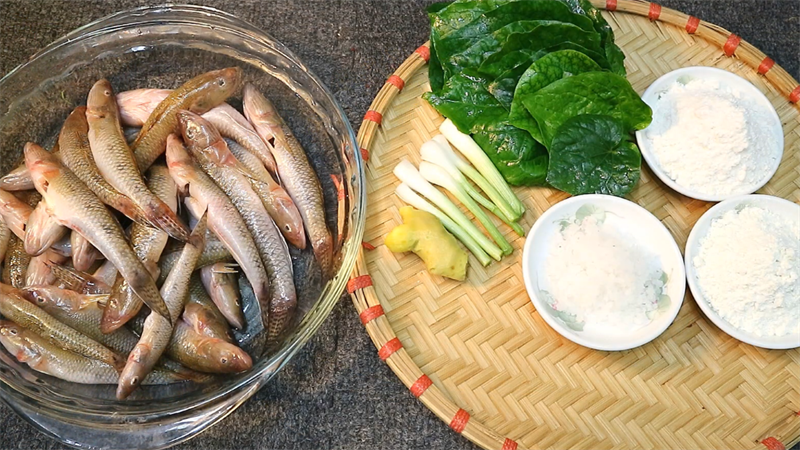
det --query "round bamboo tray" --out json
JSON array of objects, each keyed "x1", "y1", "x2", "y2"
[{"x1": 349, "y1": 1, "x2": 800, "y2": 449}]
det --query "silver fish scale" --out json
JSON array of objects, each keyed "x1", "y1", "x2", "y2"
[
  {"x1": 185, "y1": 163, "x2": 268, "y2": 301},
  {"x1": 194, "y1": 154, "x2": 296, "y2": 341},
  {"x1": 45, "y1": 156, "x2": 169, "y2": 321}
]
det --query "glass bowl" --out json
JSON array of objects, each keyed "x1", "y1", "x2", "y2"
[{"x1": 0, "y1": 5, "x2": 364, "y2": 449}]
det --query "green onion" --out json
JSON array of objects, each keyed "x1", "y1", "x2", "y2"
[
  {"x1": 419, "y1": 161, "x2": 513, "y2": 255},
  {"x1": 439, "y1": 119, "x2": 526, "y2": 218},
  {"x1": 421, "y1": 138, "x2": 524, "y2": 236},
  {"x1": 393, "y1": 160, "x2": 502, "y2": 261}
]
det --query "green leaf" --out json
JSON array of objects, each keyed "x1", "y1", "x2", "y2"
[
  {"x1": 427, "y1": 2, "x2": 454, "y2": 93},
  {"x1": 508, "y1": 50, "x2": 603, "y2": 141},
  {"x1": 473, "y1": 124, "x2": 548, "y2": 186},
  {"x1": 476, "y1": 22, "x2": 603, "y2": 78},
  {"x1": 521, "y1": 71, "x2": 652, "y2": 146},
  {"x1": 434, "y1": 0, "x2": 597, "y2": 82},
  {"x1": 545, "y1": 115, "x2": 641, "y2": 196},
  {"x1": 424, "y1": 71, "x2": 548, "y2": 186},
  {"x1": 565, "y1": 0, "x2": 627, "y2": 75},
  {"x1": 484, "y1": 42, "x2": 612, "y2": 113}
]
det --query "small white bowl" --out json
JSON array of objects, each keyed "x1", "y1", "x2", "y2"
[
  {"x1": 635, "y1": 66, "x2": 784, "y2": 202},
  {"x1": 522, "y1": 195, "x2": 686, "y2": 351},
  {"x1": 685, "y1": 194, "x2": 800, "y2": 349}
]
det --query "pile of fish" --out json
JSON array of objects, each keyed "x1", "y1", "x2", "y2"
[{"x1": 0, "y1": 67, "x2": 334, "y2": 400}]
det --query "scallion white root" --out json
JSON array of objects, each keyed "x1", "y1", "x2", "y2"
[
  {"x1": 393, "y1": 160, "x2": 502, "y2": 261},
  {"x1": 422, "y1": 138, "x2": 524, "y2": 236},
  {"x1": 419, "y1": 161, "x2": 513, "y2": 255}
]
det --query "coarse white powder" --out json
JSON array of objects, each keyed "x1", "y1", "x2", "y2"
[
  {"x1": 693, "y1": 206, "x2": 800, "y2": 338},
  {"x1": 644, "y1": 78, "x2": 780, "y2": 197},
  {"x1": 543, "y1": 213, "x2": 665, "y2": 334}
]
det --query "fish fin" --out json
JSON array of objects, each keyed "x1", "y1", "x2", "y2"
[
  {"x1": 212, "y1": 263, "x2": 239, "y2": 274},
  {"x1": 113, "y1": 194, "x2": 155, "y2": 228},
  {"x1": 141, "y1": 198, "x2": 190, "y2": 242}
]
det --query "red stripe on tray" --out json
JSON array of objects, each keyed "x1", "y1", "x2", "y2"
[
  {"x1": 685, "y1": 16, "x2": 700, "y2": 34},
  {"x1": 449, "y1": 409, "x2": 470, "y2": 433},
  {"x1": 762, "y1": 437, "x2": 785, "y2": 450},
  {"x1": 790, "y1": 85, "x2": 800, "y2": 103},
  {"x1": 723, "y1": 34, "x2": 741, "y2": 57},
  {"x1": 360, "y1": 147, "x2": 370, "y2": 161},
  {"x1": 361, "y1": 241, "x2": 376, "y2": 250},
  {"x1": 359, "y1": 304, "x2": 384, "y2": 324},
  {"x1": 606, "y1": 0, "x2": 617, "y2": 11},
  {"x1": 410, "y1": 374, "x2": 433, "y2": 397},
  {"x1": 347, "y1": 275, "x2": 373, "y2": 294},
  {"x1": 415, "y1": 45, "x2": 431, "y2": 62},
  {"x1": 387, "y1": 75, "x2": 405, "y2": 91},
  {"x1": 330, "y1": 174, "x2": 345, "y2": 201},
  {"x1": 648, "y1": 3, "x2": 662, "y2": 21},
  {"x1": 502, "y1": 438, "x2": 519, "y2": 450},
  {"x1": 378, "y1": 337, "x2": 402, "y2": 360},
  {"x1": 364, "y1": 110, "x2": 383, "y2": 125},
  {"x1": 757, "y1": 57, "x2": 775, "y2": 75}
]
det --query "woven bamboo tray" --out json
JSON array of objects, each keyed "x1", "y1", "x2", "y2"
[{"x1": 349, "y1": 1, "x2": 800, "y2": 449}]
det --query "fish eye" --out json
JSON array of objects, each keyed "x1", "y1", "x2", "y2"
[
  {"x1": 284, "y1": 225, "x2": 291, "y2": 232},
  {"x1": 104, "y1": 90, "x2": 111, "y2": 97},
  {"x1": 218, "y1": 78, "x2": 226, "y2": 86},
  {"x1": 8, "y1": 328, "x2": 18, "y2": 335},
  {"x1": 220, "y1": 357, "x2": 228, "y2": 364}
]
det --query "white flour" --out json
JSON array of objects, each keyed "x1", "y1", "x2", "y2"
[
  {"x1": 694, "y1": 206, "x2": 800, "y2": 337},
  {"x1": 644, "y1": 78, "x2": 780, "y2": 197},
  {"x1": 543, "y1": 213, "x2": 664, "y2": 334}
]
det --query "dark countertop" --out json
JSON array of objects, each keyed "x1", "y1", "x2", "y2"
[{"x1": 1, "y1": 1, "x2": 798, "y2": 449}]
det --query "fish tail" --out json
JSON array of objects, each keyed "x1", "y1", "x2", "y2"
[
  {"x1": 126, "y1": 271, "x2": 171, "y2": 324},
  {"x1": 267, "y1": 297, "x2": 295, "y2": 345},
  {"x1": 113, "y1": 194, "x2": 154, "y2": 228},
  {"x1": 141, "y1": 197, "x2": 190, "y2": 242},
  {"x1": 312, "y1": 233, "x2": 334, "y2": 278}
]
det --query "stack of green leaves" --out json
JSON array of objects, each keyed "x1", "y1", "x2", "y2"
[{"x1": 424, "y1": 0, "x2": 653, "y2": 197}]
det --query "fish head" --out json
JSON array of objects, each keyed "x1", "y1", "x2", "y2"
[
  {"x1": 116, "y1": 343, "x2": 153, "y2": 399},
  {"x1": 86, "y1": 79, "x2": 119, "y2": 120},
  {"x1": 206, "y1": 341, "x2": 252, "y2": 373},
  {"x1": 24, "y1": 142, "x2": 62, "y2": 195},
  {"x1": 189, "y1": 67, "x2": 242, "y2": 113},
  {"x1": 0, "y1": 320, "x2": 39, "y2": 363},
  {"x1": 165, "y1": 134, "x2": 194, "y2": 194},
  {"x1": 19, "y1": 286, "x2": 55, "y2": 309},
  {"x1": 178, "y1": 110, "x2": 223, "y2": 150},
  {"x1": 20, "y1": 286, "x2": 85, "y2": 312}
]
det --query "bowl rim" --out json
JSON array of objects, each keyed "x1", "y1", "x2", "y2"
[
  {"x1": 634, "y1": 66, "x2": 785, "y2": 202},
  {"x1": 684, "y1": 194, "x2": 800, "y2": 349},
  {"x1": 521, "y1": 194, "x2": 686, "y2": 351},
  {"x1": 0, "y1": 3, "x2": 365, "y2": 421}
]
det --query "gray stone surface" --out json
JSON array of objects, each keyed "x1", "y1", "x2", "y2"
[{"x1": 0, "y1": 1, "x2": 798, "y2": 449}]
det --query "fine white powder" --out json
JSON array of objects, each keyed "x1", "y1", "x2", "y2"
[
  {"x1": 694, "y1": 206, "x2": 800, "y2": 338},
  {"x1": 644, "y1": 78, "x2": 780, "y2": 197},
  {"x1": 543, "y1": 214, "x2": 664, "y2": 334}
]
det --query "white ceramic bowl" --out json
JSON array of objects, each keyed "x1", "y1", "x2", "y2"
[
  {"x1": 522, "y1": 195, "x2": 686, "y2": 351},
  {"x1": 635, "y1": 66, "x2": 784, "y2": 202},
  {"x1": 685, "y1": 194, "x2": 800, "y2": 349}
]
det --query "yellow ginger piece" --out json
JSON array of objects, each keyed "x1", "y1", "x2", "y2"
[{"x1": 385, "y1": 206, "x2": 468, "y2": 281}]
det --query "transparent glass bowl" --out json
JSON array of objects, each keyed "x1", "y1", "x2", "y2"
[{"x1": 0, "y1": 5, "x2": 364, "y2": 449}]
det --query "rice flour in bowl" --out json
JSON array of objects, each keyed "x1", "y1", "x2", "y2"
[
  {"x1": 522, "y1": 195, "x2": 686, "y2": 351},
  {"x1": 635, "y1": 67, "x2": 783, "y2": 201},
  {"x1": 686, "y1": 195, "x2": 800, "y2": 349}
]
